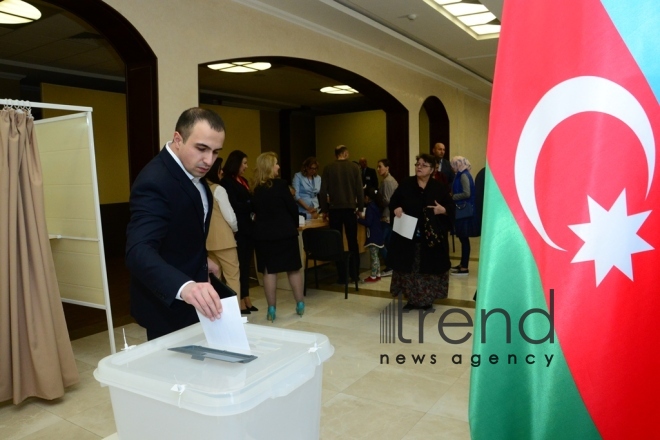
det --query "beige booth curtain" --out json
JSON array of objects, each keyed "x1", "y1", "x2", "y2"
[{"x1": 0, "y1": 108, "x2": 79, "y2": 404}]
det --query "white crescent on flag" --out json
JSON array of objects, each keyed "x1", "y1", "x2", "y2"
[{"x1": 514, "y1": 75, "x2": 655, "y2": 251}]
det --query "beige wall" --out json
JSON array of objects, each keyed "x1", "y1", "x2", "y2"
[
  {"x1": 447, "y1": 94, "x2": 489, "y2": 173},
  {"x1": 315, "y1": 110, "x2": 386, "y2": 174},
  {"x1": 103, "y1": 0, "x2": 490, "y2": 174},
  {"x1": 41, "y1": 84, "x2": 129, "y2": 204}
]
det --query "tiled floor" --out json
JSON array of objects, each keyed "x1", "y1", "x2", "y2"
[{"x1": 1, "y1": 240, "x2": 480, "y2": 440}]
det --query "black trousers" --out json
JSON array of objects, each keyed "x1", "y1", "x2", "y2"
[
  {"x1": 235, "y1": 233, "x2": 254, "y2": 299},
  {"x1": 329, "y1": 208, "x2": 359, "y2": 282}
]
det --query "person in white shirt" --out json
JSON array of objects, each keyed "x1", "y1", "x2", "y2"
[{"x1": 205, "y1": 157, "x2": 241, "y2": 296}]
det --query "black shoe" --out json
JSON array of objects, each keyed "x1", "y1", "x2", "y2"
[
  {"x1": 451, "y1": 265, "x2": 461, "y2": 272},
  {"x1": 403, "y1": 303, "x2": 418, "y2": 310},
  {"x1": 451, "y1": 268, "x2": 469, "y2": 276},
  {"x1": 240, "y1": 308, "x2": 251, "y2": 314},
  {"x1": 249, "y1": 305, "x2": 259, "y2": 312}
]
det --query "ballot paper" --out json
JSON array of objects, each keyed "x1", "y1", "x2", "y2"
[
  {"x1": 196, "y1": 297, "x2": 251, "y2": 352},
  {"x1": 392, "y1": 213, "x2": 418, "y2": 240}
]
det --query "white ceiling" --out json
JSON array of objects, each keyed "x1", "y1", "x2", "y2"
[{"x1": 0, "y1": 0, "x2": 502, "y2": 108}]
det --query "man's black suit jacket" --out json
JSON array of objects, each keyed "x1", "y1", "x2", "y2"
[
  {"x1": 439, "y1": 158, "x2": 455, "y2": 186},
  {"x1": 125, "y1": 148, "x2": 212, "y2": 336},
  {"x1": 362, "y1": 166, "x2": 378, "y2": 190}
]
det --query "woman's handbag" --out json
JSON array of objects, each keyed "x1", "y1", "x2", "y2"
[
  {"x1": 423, "y1": 209, "x2": 444, "y2": 248},
  {"x1": 455, "y1": 202, "x2": 474, "y2": 220}
]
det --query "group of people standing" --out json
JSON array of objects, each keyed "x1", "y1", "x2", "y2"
[
  {"x1": 203, "y1": 149, "x2": 305, "y2": 322},
  {"x1": 124, "y1": 106, "x2": 479, "y2": 339},
  {"x1": 126, "y1": 108, "x2": 307, "y2": 341}
]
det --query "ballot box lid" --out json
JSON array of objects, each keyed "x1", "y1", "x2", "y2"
[{"x1": 94, "y1": 323, "x2": 333, "y2": 416}]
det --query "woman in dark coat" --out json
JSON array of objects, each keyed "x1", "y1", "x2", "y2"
[
  {"x1": 388, "y1": 154, "x2": 454, "y2": 309},
  {"x1": 220, "y1": 150, "x2": 256, "y2": 314},
  {"x1": 251, "y1": 152, "x2": 304, "y2": 322}
]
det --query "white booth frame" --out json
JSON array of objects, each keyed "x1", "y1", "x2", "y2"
[{"x1": 1, "y1": 98, "x2": 116, "y2": 354}]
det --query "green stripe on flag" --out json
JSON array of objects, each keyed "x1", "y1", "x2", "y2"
[{"x1": 468, "y1": 165, "x2": 600, "y2": 439}]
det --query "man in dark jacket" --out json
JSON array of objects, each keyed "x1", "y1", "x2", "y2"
[
  {"x1": 126, "y1": 108, "x2": 225, "y2": 340},
  {"x1": 320, "y1": 145, "x2": 364, "y2": 283},
  {"x1": 359, "y1": 157, "x2": 378, "y2": 190},
  {"x1": 432, "y1": 142, "x2": 455, "y2": 186}
]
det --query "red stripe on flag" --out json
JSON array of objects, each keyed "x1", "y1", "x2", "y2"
[{"x1": 488, "y1": 0, "x2": 660, "y2": 437}]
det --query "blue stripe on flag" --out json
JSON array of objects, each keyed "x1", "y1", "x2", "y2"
[{"x1": 601, "y1": 0, "x2": 660, "y2": 102}]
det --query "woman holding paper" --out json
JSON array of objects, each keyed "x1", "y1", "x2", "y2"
[
  {"x1": 387, "y1": 154, "x2": 454, "y2": 309},
  {"x1": 251, "y1": 152, "x2": 305, "y2": 322}
]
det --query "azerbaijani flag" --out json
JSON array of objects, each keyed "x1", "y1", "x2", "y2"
[{"x1": 469, "y1": 1, "x2": 660, "y2": 438}]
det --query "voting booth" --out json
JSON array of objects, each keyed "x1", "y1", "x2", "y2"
[{"x1": 94, "y1": 323, "x2": 333, "y2": 439}]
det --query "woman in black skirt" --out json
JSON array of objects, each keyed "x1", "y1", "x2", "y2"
[{"x1": 251, "y1": 152, "x2": 304, "y2": 322}]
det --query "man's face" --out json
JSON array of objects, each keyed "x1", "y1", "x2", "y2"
[
  {"x1": 433, "y1": 143, "x2": 445, "y2": 159},
  {"x1": 359, "y1": 158, "x2": 367, "y2": 169},
  {"x1": 172, "y1": 121, "x2": 224, "y2": 178}
]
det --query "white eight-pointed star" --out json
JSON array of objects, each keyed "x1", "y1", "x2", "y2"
[{"x1": 568, "y1": 190, "x2": 653, "y2": 286}]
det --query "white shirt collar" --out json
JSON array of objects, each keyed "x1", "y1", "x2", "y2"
[{"x1": 165, "y1": 141, "x2": 199, "y2": 183}]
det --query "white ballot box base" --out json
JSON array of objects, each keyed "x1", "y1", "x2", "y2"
[{"x1": 94, "y1": 323, "x2": 333, "y2": 440}]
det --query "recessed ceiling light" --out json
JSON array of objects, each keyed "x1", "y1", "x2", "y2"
[
  {"x1": 0, "y1": 0, "x2": 41, "y2": 24},
  {"x1": 320, "y1": 85, "x2": 359, "y2": 95},
  {"x1": 208, "y1": 61, "x2": 271, "y2": 73},
  {"x1": 425, "y1": 0, "x2": 499, "y2": 40}
]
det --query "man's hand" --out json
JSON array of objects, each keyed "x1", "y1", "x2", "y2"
[
  {"x1": 394, "y1": 207, "x2": 403, "y2": 218},
  {"x1": 181, "y1": 282, "x2": 222, "y2": 320},
  {"x1": 207, "y1": 257, "x2": 219, "y2": 278}
]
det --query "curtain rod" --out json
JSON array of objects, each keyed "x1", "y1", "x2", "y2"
[{"x1": 1, "y1": 98, "x2": 93, "y2": 113}]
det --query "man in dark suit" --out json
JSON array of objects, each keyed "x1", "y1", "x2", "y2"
[
  {"x1": 126, "y1": 108, "x2": 225, "y2": 340},
  {"x1": 358, "y1": 157, "x2": 378, "y2": 190},
  {"x1": 432, "y1": 142, "x2": 455, "y2": 186}
]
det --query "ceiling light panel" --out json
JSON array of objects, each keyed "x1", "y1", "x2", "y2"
[
  {"x1": 457, "y1": 11, "x2": 496, "y2": 26},
  {"x1": 0, "y1": 0, "x2": 41, "y2": 24},
  {"x1": 444, "y1": 3, "x2": 488, "y2": 16},
  {"x1": 424, "y1": 0, "x2": 500, "y2": 40},
  {"x1": 320, "y1": 85, "x2": 359, "y2": 94},
  {"x1": 207, "y1": 61, "x2": 271, "y2": 73}
]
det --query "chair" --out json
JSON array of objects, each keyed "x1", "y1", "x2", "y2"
[{"x1": 302, "y1": 228, "x2": 358, "y2": 299}]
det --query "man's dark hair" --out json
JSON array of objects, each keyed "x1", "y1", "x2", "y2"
[
  {"x1": 175, "y1": 107, "x2": 225, "y2": 142},
  {"x1": 335, "y1": 145, "x2": 348, "y2": 158},
  {"x1": 205, "y1": 157, "x2": 223, "y2": 185},
  {"x1": 416, "y1": 153, "x2": 437, "y2": 170},
  {"x1": 223, "y1": 150, "x2": 248, "y2": 178},
  {"x1": 378, "y1": 158, "x2": 390, "y2": 168}
]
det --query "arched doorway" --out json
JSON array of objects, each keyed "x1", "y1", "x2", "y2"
[
  {"x1": 199, "y1": 56, "x2": 409, "y2": 182},
  {"x1": 45, "y1": 0, "x2": 159, "y2": 184},
  {"x1": 422, "y1": 96, "x2": 450, "y2": 156}
]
